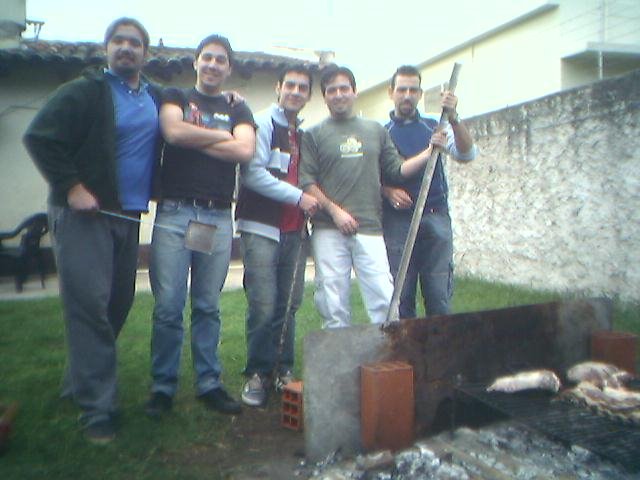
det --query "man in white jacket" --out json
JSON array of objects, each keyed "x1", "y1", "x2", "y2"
[{"x1": 235, "y1": 65, "x2": 318, "y2": 407}]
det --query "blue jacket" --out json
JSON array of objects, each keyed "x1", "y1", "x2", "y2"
[{"x1": 384, "y1": 110, "x2": 475, "y2": 215}]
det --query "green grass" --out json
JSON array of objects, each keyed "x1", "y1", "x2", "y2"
[{"x1": 0, "y1": 278, "x2": 638, "y2": 479}]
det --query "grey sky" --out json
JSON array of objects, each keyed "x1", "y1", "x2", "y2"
[{"x1": 26, "y1": 0, "x2": 544, "y2": 87}]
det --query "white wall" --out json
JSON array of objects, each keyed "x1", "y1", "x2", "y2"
[
  {"x1": 449, "y1": 68, "x2": 640, "y2": 301},
  {"x1": 357, "y1": 0, "x2": 640, "y2": 119}
]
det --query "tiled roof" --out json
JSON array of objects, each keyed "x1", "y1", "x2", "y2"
[{"x1": 0, "y1": 39, "x2": 320, "y2": 80}]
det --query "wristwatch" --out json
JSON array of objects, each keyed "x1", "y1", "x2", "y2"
[{"x1": 449, "y1": 112, "x2": 460, "y2": 125}]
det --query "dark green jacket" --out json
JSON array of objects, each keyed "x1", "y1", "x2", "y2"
[{"x1": 23, "y1": 67, "x2": 162, "y2": 210}]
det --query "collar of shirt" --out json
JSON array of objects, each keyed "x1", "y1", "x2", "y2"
[
  {"x1": 272, "y1": 103, "x2": 304, "y2": 128},
  {"x1": 104, "y1": 68, "x2": 149, "y2": 95},
  {"x1": 389, "y1": 109, "x2": 422, "y2": 125}
]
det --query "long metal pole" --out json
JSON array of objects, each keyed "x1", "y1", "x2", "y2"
[
  {"x1": 384, "y1": 63, "x2": 462, "y2": 325},
  {"x1": 272, "y1": 219, "x2": 308, "y2": 385},
  {"x1": 98, "y1": 209, "x2": 183, "y2": 234}
]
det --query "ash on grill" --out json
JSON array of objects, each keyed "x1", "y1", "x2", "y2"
[{"x1": 296, "y1": 421, "x2": 633, "y2": 479}]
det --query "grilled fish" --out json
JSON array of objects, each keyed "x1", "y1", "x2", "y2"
[
  {"x1": 566, "y1": 361, "x2": 632, "y2": 388},
  {"x1": 486, "y1": 369, "x2": 561, "y2": 393},
  {"x1": 560, "y1": 381, "x2": 640, "y2": 425}
]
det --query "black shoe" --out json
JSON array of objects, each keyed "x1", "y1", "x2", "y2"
[
  {"x1": 145, "y1": 392, "x2": 173, "y2": 419},
  {"x1": 83, "y1": 419, "x2": 116, "y2": 445},
  {"x1": 198, "y1": 387, "x2": 242, "y2": 415}
]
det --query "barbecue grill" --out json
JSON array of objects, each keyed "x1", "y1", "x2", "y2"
[{"x1": 454, "y1": 380, "x2": 640, "y2": 473}]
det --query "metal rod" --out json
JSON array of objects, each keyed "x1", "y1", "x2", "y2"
[
  {"x1": 384, "y1": 63, "x2": 462, "y2": 325},
  {"x1": 273, "y1": 219, "x2": 309, "y2": 384},
  {"x1": 98, "y1": 209, "x2": 184, "y2": 234}
]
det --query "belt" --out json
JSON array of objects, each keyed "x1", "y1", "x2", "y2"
[
  {"x1": 425, "y1": 207, "x2": 448, "y2": 214},
  {"x1": 388, "y1": 206, "x2": 447, "y2": 214},
  {"x1": 168, "y1": 197, "x2": 231, "y2": 210}
]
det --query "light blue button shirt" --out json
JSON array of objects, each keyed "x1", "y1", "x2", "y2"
[{"x1": 106, "y1": 69, "x2": 159, "y2": 211}]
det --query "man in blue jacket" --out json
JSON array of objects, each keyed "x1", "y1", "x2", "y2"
[
  {"x1": 235, "y1": 66, "x2": 319, "y2": 407},
  {"x1": 383, "y1": 65, "x2": 477, "y2": 318},
  {"x1": 24, "y1": 17, "x2": 161, "y2": 444}
]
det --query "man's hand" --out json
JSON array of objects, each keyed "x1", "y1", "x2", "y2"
[
  {"x1": 303, "y1": 184, "x2": 358, "y2": 234},
  {"x1": 430, "y1": 129, "x2": 448, "y2": 150},
  {"x1": 298, "y1": 192, "x2": 320, "y2": 217},
  {"x1": 382, "y1": 186, "x2": 413, "y2": 210},
  {"x1": 222, "y1": 90, "x2": 245, "y2": 106},
  {"x1": 441, "y1": 90, "x2": 458, "y2": 121},
  {"x1": 67, "y1": 183, "x2": 99, "y2": 211},
  {"x1": 330, "y1": 205, "x2": 359, "y2": 235}
]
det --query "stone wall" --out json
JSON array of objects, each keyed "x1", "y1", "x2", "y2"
[{"x1": 449, "y1": 68, "x2": 640, "y2": 301}]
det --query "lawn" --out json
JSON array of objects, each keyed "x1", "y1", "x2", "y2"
[{"x1": 0, "y1": 278, "x2": 638, "y2": 479}]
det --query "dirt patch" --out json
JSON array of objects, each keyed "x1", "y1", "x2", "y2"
[{"x1": 162, "y1": 396, "x2": 307, "y2": 479}]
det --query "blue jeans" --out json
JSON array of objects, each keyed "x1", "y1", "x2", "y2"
[
  {"x1": 149, "y1": 199, "x2": 232, "y2": 397},
  {"x1": 383, "y1": 210, "x2": 453, "y2": 318},
  {"x1": 241, "y1": 231, "x2": 307, "y2": 377}
]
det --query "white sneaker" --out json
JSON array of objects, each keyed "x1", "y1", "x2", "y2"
[{"x1": 241, "y1": 373, "x2": 267, "y2": 407}]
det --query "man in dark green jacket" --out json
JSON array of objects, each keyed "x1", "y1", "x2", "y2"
[{"x1": 23, "y1": 17, "x2": 161, "y2": 445}]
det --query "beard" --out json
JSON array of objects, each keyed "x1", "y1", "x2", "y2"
[
  {"x1": 112, "y1": 63, "x2": 138, "y2": 79},
  {"x1": 397, "y1": 101, "x2": 416, "y2": 118},
  {"x1": 110, "y1": 52, "x2": 141, "y2": 79}
]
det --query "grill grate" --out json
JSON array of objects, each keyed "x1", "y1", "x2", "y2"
[{"x1": 456, "y1": 382, "x2": 640, "y2": 473}]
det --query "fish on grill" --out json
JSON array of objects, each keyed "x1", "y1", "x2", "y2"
[
  {"x1": 566, "y1": 361, "x2": 633, "y2": 388},
  {"x1": 560, "y1": 381, "x2": 640, "y2": 426},
  {"x1": 486, "y1": 369, "x2": 561, "y2": 393}
]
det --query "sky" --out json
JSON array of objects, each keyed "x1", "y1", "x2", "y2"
[{"x1": 24, "y1": 0, "x2": 544, "y2": 88}]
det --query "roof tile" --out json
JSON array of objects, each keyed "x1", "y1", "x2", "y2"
[{"x1": 0, "y1": 39, "x2": 320, "y2": 80}]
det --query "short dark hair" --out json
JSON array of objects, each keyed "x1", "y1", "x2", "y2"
[
  {"x1": 391, "y1": 65, "x2": 422, "y2": 90},
  {"x1": 195, "y1": 34, "x2": 234, "y2": 65},
  {"x1": 320, "y1": 65, "x2": 356, "y2": 96},
  {"x1": 104, "y1": 17, "x2": 150, "y2": 52},
  {"x1": 278, "y1": 64, "x2": 313, "y2": 93}
]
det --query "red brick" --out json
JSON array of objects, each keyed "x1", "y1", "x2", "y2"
[
  {"x1": 361, "y1": 361, "x2": 414, "y2": 451},
  {"x1": 281, "y1": 381, "x2": 304, "y2": 431},
  {"x1": 591, "y1": 330, "x2": 638, "y2": 374}
]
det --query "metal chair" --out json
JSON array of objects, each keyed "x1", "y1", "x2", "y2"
[{"x1": 0, "y1": 213, "x2": 49, "y2": 292}]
